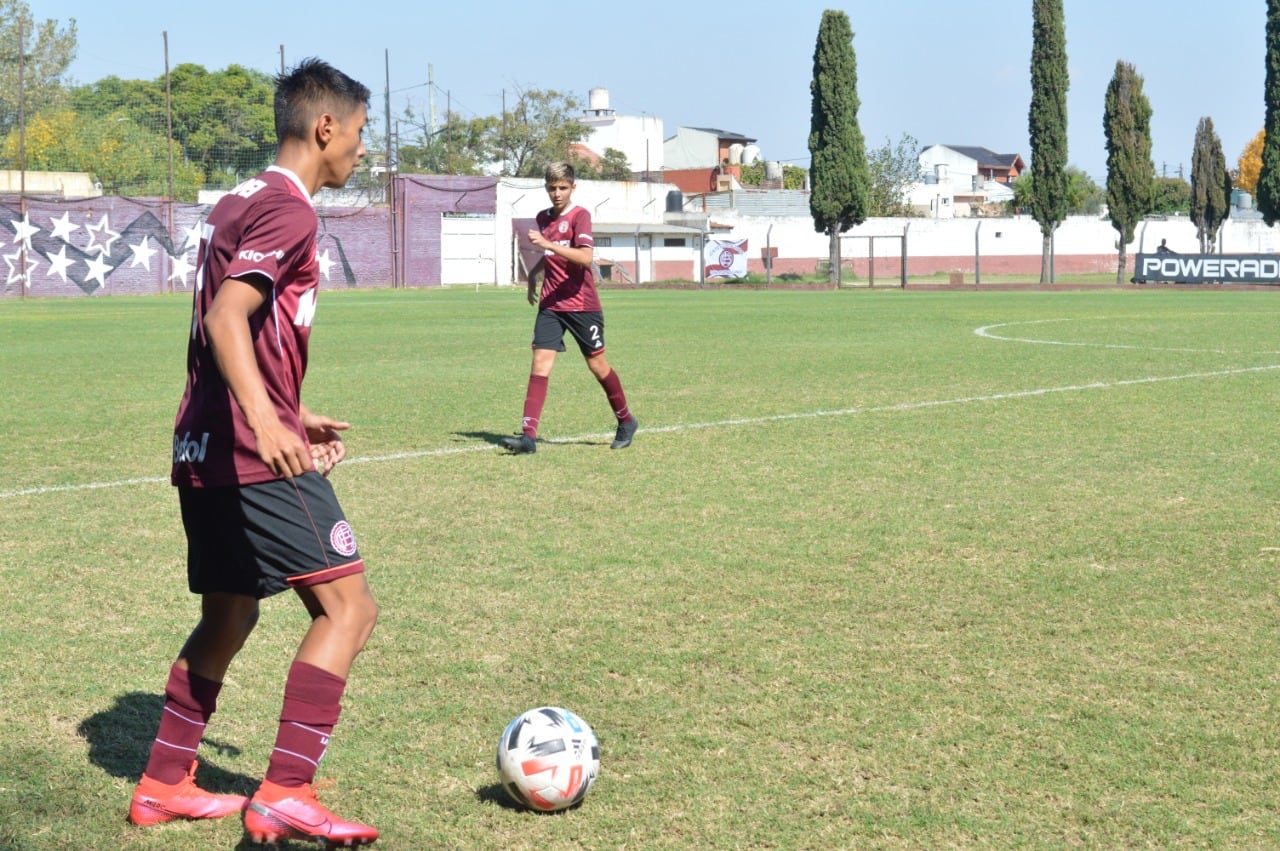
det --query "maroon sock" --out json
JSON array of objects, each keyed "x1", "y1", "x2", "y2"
[
  {"x1": 144, "y1": 665, "x2": 222, "y2": 784},
  {"x1": 598, "y1": 369, "x2": 632, "y2": 423},
  {"x1": 521, "y1": 374, "x2": 549, "y2": 438},
  {"x1": 264, "y1": 661, "x2": 346, "y2": 788}
]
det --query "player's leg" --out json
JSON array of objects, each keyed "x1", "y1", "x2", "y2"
[
  {"x1": 503, "y1": 310, "x2": 565, "y2": 453},
  {"x1": 129, "y1": 592, "x2": 259, "y2": 825},
  {"x1": 130, "y1": 486, "x2": 263, "y2": 827},
  {"x1": 568, "y1": 312, "x2": 637, "y2": 449},
  {"x1": 245, "y1": 573, "x2": 379, "y2": 846}
]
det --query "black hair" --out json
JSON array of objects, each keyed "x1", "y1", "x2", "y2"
[{"x1": 273, "y1": 58, "x2": 371, "y2": 142}]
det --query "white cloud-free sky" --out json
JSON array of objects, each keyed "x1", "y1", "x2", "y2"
[{"x1": 36, "y1": 0, "x2": 1265, "y2": 183}]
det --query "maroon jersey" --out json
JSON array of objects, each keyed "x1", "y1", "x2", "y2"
[
  {"x1": 172, "y1": 167, "x2": 322, "y2": 487},
  {"x1": 536, "y1": 204, "x2": 599, "y2": 312}
]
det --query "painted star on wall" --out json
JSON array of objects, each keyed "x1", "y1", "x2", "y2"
[
  {"x1": 44, "y1": 244, "x2": 74, "y2": 283},
  {"x1": 4, "y1": 247, "x2": 40, "y2": 289},
  {"x1": 84, "y1": 214, "x2": 121, "y2": 257},
  {"x1": 82, "y1": 253, "x2": 114, "y2": 289},
  {"x1": 317, "y1": 248, "x2": 335, "y2": 280},
  {"x1": 48, "y1": 211, "x2": 79, "y2": 243},
  {"x1": 168, "y1": 251, "x2": 195, "y2": 287},
  {"x1": 9, "y1": 213, "x2": 39, "y2": 250},
  {"x1": 181, "y1": 221, "x2": 203, "y2": 252},
  {"x1": 129, "y1": 236, "x2": 158, "y2": 271}
]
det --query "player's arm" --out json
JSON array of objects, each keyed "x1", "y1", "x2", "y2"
[
  {"x1": 203, "y1": 275, "x2": 313, "y2": 478},
  {"x1": 527, "y1": 228, "x2": 593, "y2": 267}
]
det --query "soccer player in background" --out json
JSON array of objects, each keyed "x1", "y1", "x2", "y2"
[
  {"x1": 501, "y1": 162, "x2": 638, "y2": 454},
  {"x1": 128, "y1": 58, "x2": 380, "y2": 847}
]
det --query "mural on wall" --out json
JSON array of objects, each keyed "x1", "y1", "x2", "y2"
[
  {"x1": 2, "y1": 205, "x2": 194, "y2": 295},
  {"x1": 2, "y1": 202, "x2": 364, "y2": 296}
]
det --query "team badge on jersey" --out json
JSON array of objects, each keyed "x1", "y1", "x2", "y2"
[{"x1": 330, "y1": 521, "x2": 357, "y2": 557}]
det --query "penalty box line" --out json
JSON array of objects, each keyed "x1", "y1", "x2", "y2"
[{"x1": 5, "y1": 362, "x2": 1279, "y2": 500}]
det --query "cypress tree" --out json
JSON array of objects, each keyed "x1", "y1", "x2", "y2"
[
  {"x1": 808, "y1": 9, "x2": 869, "y2": 286},
  {"x1": 1259, "y1": 0, "x2": 1280, "y2": 225},
  {"x1": 1103, "y1": 60, "x2": 1154, "y2": 284},
  {"x1": 1028, "y1": 0, "x2": 1069, "y2": 283},
  {"x1": 1190, "y1": 117, "x2": 1231, "y2": 253}
]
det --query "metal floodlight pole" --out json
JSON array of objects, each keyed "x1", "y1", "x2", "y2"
[
  {"x1": 17, "y1": 16, "x2": 26, "y2": 298},
  {"x1": 164, "y1": 32, "x2": 175, "y2": 292}
]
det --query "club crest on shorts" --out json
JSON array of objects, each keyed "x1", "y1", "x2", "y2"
[{"x1": 329, "y1": 521, "x2": 357, "y2": 557}]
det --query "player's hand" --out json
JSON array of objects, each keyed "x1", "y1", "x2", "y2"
[
  {"x1": 527, "y1": 229, "x2": 545, "y2": 249},
  {"x1": 253, "y1": 420, "x2": 315, "y2": 479},
  {"x1": 527, "y1": 285, "x2": 538, "y2": 306},
  {"x1": 302, "y1": 411, "x2": 350, "y2": 476}
]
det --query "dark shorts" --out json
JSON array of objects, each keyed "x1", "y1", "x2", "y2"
[
  {"x1": 179, "y1": 471, "x2": 365, "y2": 599},
  {"x1": 532, "y1": 309, "x2": 605, "y2": 357}
]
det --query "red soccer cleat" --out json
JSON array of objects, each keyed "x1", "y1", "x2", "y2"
[
  {"x1": 128, "y1": 761, "x2": 248, "y2": 826},
  {"x1": 243, "y1": 778, "x2": 378, "y2": 847}
]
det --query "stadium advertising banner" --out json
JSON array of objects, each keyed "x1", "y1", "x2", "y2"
[
  {"x1": 704, "y1": 238, "x2": 749, "y2": 279},
  {"x1": 1134, "y1": 253, "x2": 1280, "y2": 284}
]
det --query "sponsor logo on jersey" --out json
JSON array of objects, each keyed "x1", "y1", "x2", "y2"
[
  {"x1": 173, "y1": 431, "x2": 210, "y2": 464},
  {"x1": 237, "y1": 248, "x2": 286, "y2": 264},
  {"x1": 294, "y1": 286, "x2": 318, "y2": 327},
  {"x1": 330, "y1": 520, "x2": 357, "y2": 557},
  {"x1": 229, "y1": 177, "x2": 268, "y2": 199}
]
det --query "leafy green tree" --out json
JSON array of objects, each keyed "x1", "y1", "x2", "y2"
[
  {"x1": 70, "y1": 64, "x2": 275, "y2": 190},
  {"x1": 397, "y1": 109, "x2": 499, "y2": 175},
  {"x1": 738, "y1": 160, "x2": 808, "y2": 190},
  {"x1": 168, "y1": 64, "x2": 275, "y2": 187},
  {"x1": 498, "y1": 87, "x2": 590, "y2": 178},
  {"x1": 1028, "y1": 0, "x2": 1069, "y2": 282},
  {"x1": 1103, "y1": 60, "x2": 1154, "y2": 283},
  {"x1": 1260, "y1": 0, "x2": 1280, "y2": 224},
  {"x1": 1150, "y1": 176, "x2": 1191, "y2": 214},
  {"x1": 2, "y1": 107, "x2": 205, "y2": 198},
  {"x1": 0, "y1": 0, "x2": 76, "y2": 146},
  {"x1": 570, "y1": 147, "x2": 631, "y2": 181},
  {"x1": 866, "y1": 133, "x2": 923, "y2": 216},
  {"x1": 1010, "y1": 167, "x2": 1101, "y2": 216},
  {"x1": 1190, "y1": 116, "x2": 1231, "y2": 253},
  {"x1": 808, "y1": 9, "x2": 869, "y2": 285}
]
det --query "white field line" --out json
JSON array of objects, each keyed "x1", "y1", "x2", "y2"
[
  {"x1": 975, "y1": 319, "x2": 1280, "y2": 355},
  {"x1": 5, "y1": 361, "x2": 1279, "y2": 501}
]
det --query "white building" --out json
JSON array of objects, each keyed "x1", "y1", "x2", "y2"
[
  {"x1": 911, "y1": 145, "x2": 1026, "y2": 218},
  {"x1": 580, "y1": 87, "x2": 665, "y2": 178}
]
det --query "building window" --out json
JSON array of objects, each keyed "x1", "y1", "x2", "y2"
[
  {"x1": 663, "y1": 238, "x2": 686, "y2": 247},
  {"x1": 596, "y1": 237, "x2": 612, "y2": 247}
]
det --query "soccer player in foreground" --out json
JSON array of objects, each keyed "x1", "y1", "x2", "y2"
[
  {"x1": 500, "y1": 162, "x2": 638, "y2": 454},
  {"x1": 128, "y1": 58, "x2": 379, "y2": 847}
]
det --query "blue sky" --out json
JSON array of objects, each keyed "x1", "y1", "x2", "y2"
[{"x1": 35, "y1": 0, "x2": 1264, "y2": 184}]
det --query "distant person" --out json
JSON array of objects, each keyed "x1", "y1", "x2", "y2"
[
  {"x1": 501, "y1": 162, "x2": 638, "y2": 454},
  {"x1": 1157, "y1": 238, "x2": 1175, "y2": 254},
  {"x1": 128, "y1": 58, "x2": 379, "y2": 847}
]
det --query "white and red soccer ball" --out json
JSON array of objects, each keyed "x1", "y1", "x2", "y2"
[{"x1": 496, "y1": 706, "x2": 600, "y2": 812}]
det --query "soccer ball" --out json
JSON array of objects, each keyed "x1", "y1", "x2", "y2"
[{"x1": 496, "y1": 706, "x2": 600, "y2": 812}]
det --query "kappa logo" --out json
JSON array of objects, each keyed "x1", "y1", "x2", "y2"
[
  {"x1": 238, "y1": 248, "x2": 285, "y2": 264},
  {"x1": 173, "y1": 431, "x2": 210, "y2": 464},
  {"x1": 330, "y1": 521, "x2": 357, "y2": 557}
]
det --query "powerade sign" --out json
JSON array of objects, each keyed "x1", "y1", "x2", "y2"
[{"x1": 1134, "y1": 253, "x2": 1280, "y2": 284}]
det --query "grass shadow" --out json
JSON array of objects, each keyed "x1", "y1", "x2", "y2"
[{"x1": 78, "y1": 691, "x2": 255, "y2": 793}]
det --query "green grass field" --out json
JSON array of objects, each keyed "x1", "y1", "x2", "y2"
[{"x1": 3, "y1": 285, "x2": 1280, "y2": 849}]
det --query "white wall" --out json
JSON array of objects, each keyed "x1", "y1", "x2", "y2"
[
  {"x1": 663, "y1": 128, "x2": 718, "y2": 170},
  {"x1": 584, "y1": 114, "x2": 665, "y2": 173}
]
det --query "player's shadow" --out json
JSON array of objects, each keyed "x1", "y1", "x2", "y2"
[
  {"x1": 456, "y1": 431, "x2": 605, "y2": 450},
  {"x1": 77, "y1": 691, "x2": 255, "y2": 794},
  {"x1": 453, "y1": 430, "x2": 513, "y2": 446}
]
